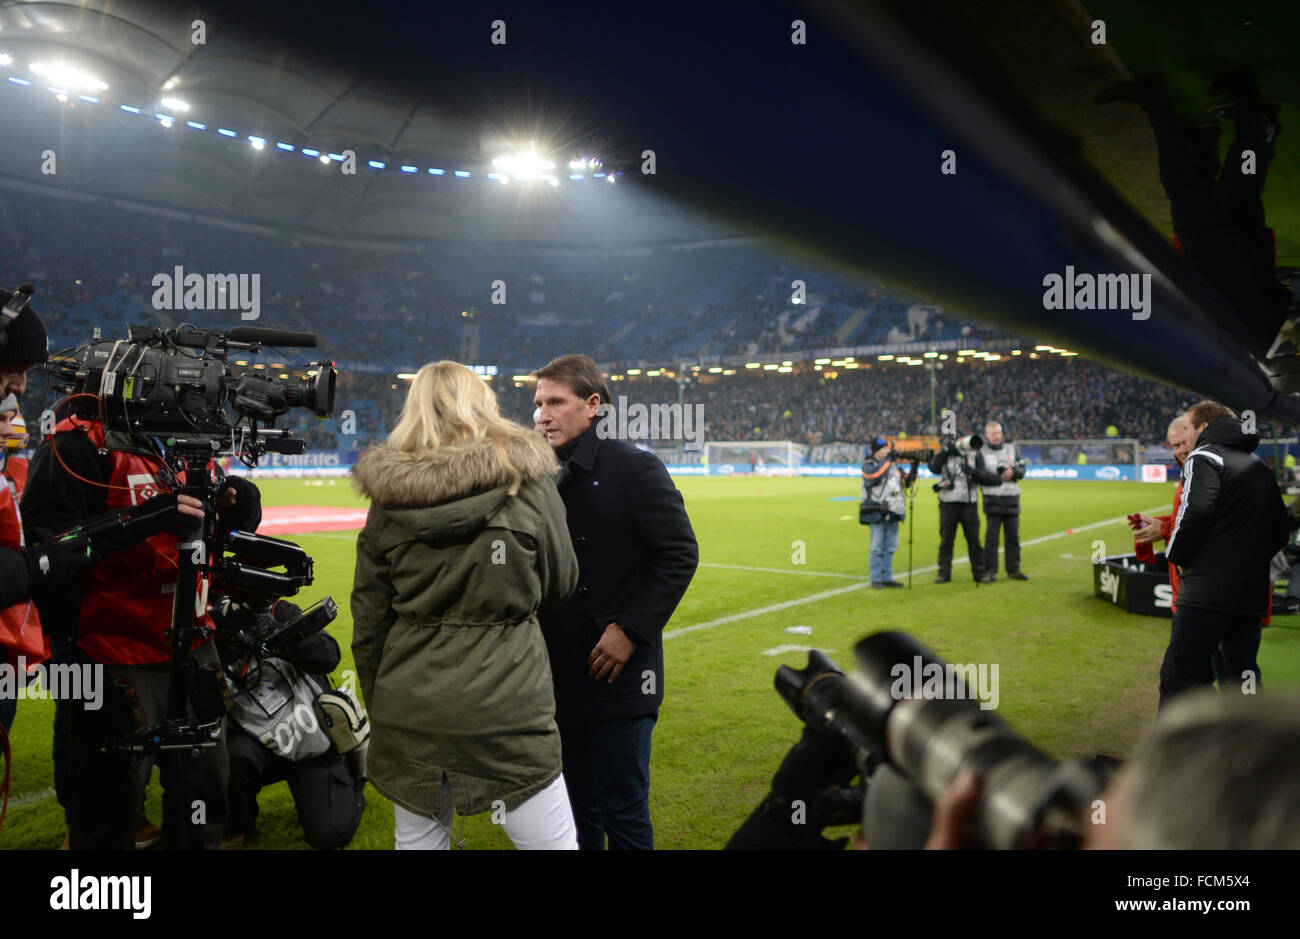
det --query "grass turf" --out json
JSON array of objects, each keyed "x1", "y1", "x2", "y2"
[{"x1": 2, "y1": 476, "x2": 1297, "y2": 849}]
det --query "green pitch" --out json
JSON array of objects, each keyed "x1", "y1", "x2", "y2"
[{"x1": 3, "y1": 477, "x2": 1297, "y2": 850}]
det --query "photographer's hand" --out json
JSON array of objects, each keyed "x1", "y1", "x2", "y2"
[
  {"x1": 588, "y1": 623, "x2": 635, "y2": 682},
  {"x1": 999, "y1": 468, "x2": 1014, "y2": 482},
  {"x1": 923, "y1": 771, "x2": 981, "y2": 849}
]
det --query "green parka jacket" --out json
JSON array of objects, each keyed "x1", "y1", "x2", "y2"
[{"x1": 350, "y1": 430, "x2": 578, "y2": 818}]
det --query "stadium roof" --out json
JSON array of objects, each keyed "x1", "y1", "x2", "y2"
[{"x1": 0, "y1": 0, "x2": 737, "y2": 246}]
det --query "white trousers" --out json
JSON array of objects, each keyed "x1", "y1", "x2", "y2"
[{"x1": 394, "y1": 774, "x2": 578, "y2": 850}]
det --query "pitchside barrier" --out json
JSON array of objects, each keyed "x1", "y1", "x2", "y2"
[{"x1": 1093, "y1": 553, "x2": 1173, "y2": 618}]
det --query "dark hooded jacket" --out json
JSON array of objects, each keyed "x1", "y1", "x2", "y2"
[
  {"x1": 1166, "y1": 416, "x2": 1290, "y2": 617},
  {"x1": 350, "y1": 430, "x2": 578, "y2": 818}
]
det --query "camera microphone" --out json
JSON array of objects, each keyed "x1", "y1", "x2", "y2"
[{"x1": 228, "y1": 326, "x2": 318, "y2": 348}]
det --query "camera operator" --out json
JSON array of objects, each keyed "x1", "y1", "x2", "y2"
[
  {"x1": 976, "y1": 421, "x2": 1027, "y2": 582},
  {"x1": 860, "y1": 435, "x2": 917, "y2": 588},
  {"x1": 21, "y1": 396, "x2": 262, "y2": 849},
  {"x1": 928, "y1": 434, "x2": 994, "y2": 584},
  {"x1": 214, "y1": 596, "x2": 366, "y2": 850}
]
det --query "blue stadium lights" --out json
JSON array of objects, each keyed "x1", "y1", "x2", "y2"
[
  {"x1": 119, "y1": 103, "x2": 140, "y2": 113},
  {"x1": 78, "y1": 94, "x2": 98, "y2": 104},
  {"x1": 428, "y1": 168, "x2": 445, "y2": 175},
  {"x1": 453, "y1": 170, "x2": 471, "y2": 178},
  {"x1": 301, "y1": 148, "x2": 321, "y2": 157},
  {"x1": 400, "y1": 165, "x2": 417, "y2": 173},
  {"x1": 186, "y1": 120, "x2": 206, "y2": 130},
  {"x1": 487, "y1": 172, "x2": 507, "y2": 183},
  {"x1": 276, "y1": 142, "x2": 294, "y2": 151},
  {"x1": 367, "y1": 160, "x2": 385, "y2": 169},
  {"x1": 8, "y1": 76, "x2": 30, "y2": 86},
  {"x1": 328, "y1": 153, "x2": 345, "y2": 161},
  {"x1": 569, "y1": 174, "x2": 584, "y2": 181},
  {"x1": 156, "y1": 113, "x2": 174, "y2": 127},
  {"x1": 248, "y1": 136, "x2": 266, "y2": 150},
  {"x1": 593, "y1": 172, "x2": 606, "y2": 178},
  {"x1": 217, "y1": 128, "x2": 237, "y2": 137},
  {"x1": 47, "y1": 86, "x2": 68, "y2": 96}
]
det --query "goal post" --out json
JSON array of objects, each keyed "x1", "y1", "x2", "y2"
[{"x1": 701, "y1": 440, "x2": 805, "y2": 475}]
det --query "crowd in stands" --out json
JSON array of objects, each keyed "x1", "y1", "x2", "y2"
[{"x1": 0, "y1": 184, "x2": 1218, "y2": 453}]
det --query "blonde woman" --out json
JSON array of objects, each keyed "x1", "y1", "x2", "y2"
[{"x1": 351, "y1": 361, "x2": 579, "y2": 849}]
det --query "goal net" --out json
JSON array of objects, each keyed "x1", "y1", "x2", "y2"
[{"x1": 702, "y1": 441, "x2": 806, "y2": 475}]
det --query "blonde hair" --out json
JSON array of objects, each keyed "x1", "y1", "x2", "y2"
[{"x1": 387, "y1": 360, "x2": 525, "y2": 494}]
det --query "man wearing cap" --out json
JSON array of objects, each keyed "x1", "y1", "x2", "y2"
[{"x1": 860, "y1": 436, "x2": 916, "y2": 588}]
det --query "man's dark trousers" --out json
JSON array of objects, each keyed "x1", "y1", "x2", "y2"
[
  {"x1": 560, "y1": 713, "x2": 657, "y2": 850},
  {"x1": 1158, "y1": 605, "x2": 1262, "y2": 708},
  {"x1": 985, "y1": 511, "x2": 1020, "y2": 575},
  {"x1": 938, "y1": 502, "x2": 984, "y2": 581}
]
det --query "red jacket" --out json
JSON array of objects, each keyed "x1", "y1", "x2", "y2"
[
  {"x1": 0, "y1": 476, "x2": 47, "y2": 668},
  {"x1": 56, "y1": 417, "x2": 214, "y2": 666}
]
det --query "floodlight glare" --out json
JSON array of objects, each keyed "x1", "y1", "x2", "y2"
[
  {"x1": 29, "y1": 62, "x2": 108, "y2": 91},
  {"x1": 0, "y1": 53, "x2": 12, "y2": 67},
  {"x1": 160, "y1": 96, "x2": 190, "y2": 112}
]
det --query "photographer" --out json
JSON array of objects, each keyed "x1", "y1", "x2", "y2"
[
  {"x1": 21, "y1": 397, "x2": 261, "y2": 849},
  {"x1": 976, "y1": 421, "x2": 1027, "y2": 582},
  {"x1": 928, "y1": 434, "x2": 993, "y2": 584},
  {"x1": 215, "y1": 597, "x2": 366, "y2": 850},
  {"x1": 860, "y1": 435, "x2": 917, "y2": 588}
]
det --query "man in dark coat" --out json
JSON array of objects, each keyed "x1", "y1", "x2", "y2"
[
  {"x1": 533, "y1": 354, "x2": 698, "y2": 850},
  {"x1": 1161, "y1": 400, "x2": 1290, "y2": 708}
]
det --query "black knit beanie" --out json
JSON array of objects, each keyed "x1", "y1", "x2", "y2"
[{"x1": 0, "y1": 284, "x2": 49, "y2": 364}]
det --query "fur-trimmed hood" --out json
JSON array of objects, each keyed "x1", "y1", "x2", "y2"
[{"x1": 352, "y1": 429, "x2": 558, "y2": 509}]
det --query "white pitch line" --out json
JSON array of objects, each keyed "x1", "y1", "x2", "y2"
[
  {"x1": 664, "y1": 505, "x2": 1170, "y2": 641},
  {"x1": 6, "y1": 787, "x2": 56, "y2": 809},
  {"x1": 700, "y1": 563, "x2": 868, "y2": 580}
]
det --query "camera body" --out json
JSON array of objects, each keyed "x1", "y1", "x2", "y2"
[{"x1": 46, "y1": 324, "x2": 336, "y2": 461}]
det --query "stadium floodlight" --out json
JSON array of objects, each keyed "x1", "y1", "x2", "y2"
[
  {"x1": 276, "y1": 142, "x2": 294, "y2": 151},
  {"x1": 939, "y1": 354, "x2": 949, "y2": 360},
  {"x1": 723, "y1": 369, "x2": 736, "y2": 375},
  {"x1": 8, "y1": 76, "x2": 29, "y2": 86},
  {"x1": 400, "y1": 165, "x2": 417, "y2": 173},
  {"x1": 78, "y1": 94, "x2": 98, "y2": 104},
  {"x1": 428, "y1": 168, "x2": 445, "y2": 175},
  {"x1": 1034, "y1": 345, "x2": 1052, "y2": 351},
  {"x1": 319, "y1": 155, "x2": 330, "y2": 164},
  {"x1": 396, "y1": 372, "x2": 418, "y2": 380},
  {"x1": 878, "y1": 354, "x2": 894, "y2": 361},
  {"x1": 814, "y1": 358, "x2": 830, "y2": 365},
  {"x1": 0, "y1": 53, "x2": 11, "y2": 67},
  {"x1": 745, "y1": 362, "x2": 760, "y2": 369},
  {"x1": 29, "y1": 62, "x2": 108, "y2": 91},
  {"x1": 119, "y1": 104, "x2": 140, "y2": 113},
  {"x1": 301, "y1": 148, "x2": 320, "y2": 157},
  {"x1": 454, "y1": 170, "x2": 471, "y2": 178},
  {"x1": 627, "y1": 369, "x2": 642, "y2": 375},
  {"x1": 959, "y1": 348, "x2": 978, "y2": 355},
  {"x1": 647, "y1": 369, "x2": 662, "y2": 376},
  {"x1": 368, "y1": 160, "x2": 386, "y2": 169},
  {"x1": 605, "y1": 174, "x2": 616, "y2": 183},
  {"x1": 487, "y1": 172, "x2": 509, "y2": 183},
  {"x1": 708, "y1": 367, "x2": 723, "y2": 373},
  {"x1": 160, "y1": 96, "x2": 190, "y2": 112},
  {"x1": 491, "y1": 150, "x2": 555, "y2": 180},
  {"x1": 845, "y1": 362, "x2": 860, "y2": 369},
  {"x1": 328, "y1": 153, "x2": 345, "y2": 161},
  {"x1": 186, "y1": 120, "x2": 206, "y2": 130},
  {"x1": 156, "y1": 114, "x2": 173, "y2": 128},
  {"x1": 1012, "y1": 349, "x2": 1022, "y2": 355},
  {"x1": 217, "y1": 128, "x2": 237, "y2": 137},
  {"x1": 1061, "y1": 351, "x2": 1078, "y2": 357},
  {"x1": 923, "y1": 351, "x2": 938, "y2": 358},
  {"x1": 778, "y1": 366, "x2": 793, "y2": 373},
  {"x1": 781, "y1": 360, "x2": 793, "y2": 366},
  {"x1": 763, "y1": 364, "x2": 778, "y2": 371},
  {"x1": 162, "y1": 77, "x2": 178, "y2": 90},
  {"x1": 569, "y1": 174, "x2": 584, "y2": 181},
  {"x1": 248, "y1": 136, "x2": 266, "y2": 150}
]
